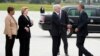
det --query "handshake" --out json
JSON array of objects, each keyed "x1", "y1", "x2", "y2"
[
  {"x1": 67, "y1": 24, "x2": 72, "y2": 29},
  {"x1": 67, "y1": 24, "x2": 78, "y2": 33}
]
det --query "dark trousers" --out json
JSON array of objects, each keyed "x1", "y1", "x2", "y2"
[
  {"x1": 5, "y1": 35, "x2": 16, "y2": 56},
  {"x1": 58, "y1": 34, "x2": 68, "y2": 54},
  {"x1": 19, "y1": 37, "x2": 30, "y2": 56},
  {"x1": 76, "y1": 35, "x2": 92, "y2": 56},
  {"x1": 52, "y1": 36, "x2": 61, "y2": 56}
]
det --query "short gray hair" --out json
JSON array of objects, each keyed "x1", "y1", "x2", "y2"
[{"x1": 53, "y1": 4, "x2": 61, "y2": 9}]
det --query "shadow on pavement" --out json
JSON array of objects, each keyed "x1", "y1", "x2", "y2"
[{"x1": 32, "y1": 35, "x2": 100, "y2": 39}]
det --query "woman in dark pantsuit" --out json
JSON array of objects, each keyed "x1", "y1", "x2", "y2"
[
  {"x1": 4, "y1": 7, "x2": 18, "y2": 56},
  {"x1": 17, "y1": 7, "x2": 33, "y2": 56}
]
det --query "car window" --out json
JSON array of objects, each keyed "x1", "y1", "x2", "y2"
[
  {"x1": 85, "y1": 8, "x2": 96, "y2": 16},
  {"x1": 63, "y1": 7, "x2": 69, "y2": 12},
  {"x1": 68, "y1": 9, "x2": 79, "y2": 16},
  {"x1": 96, "y1": 9, "x2": 100, "y2": 16},
  {"x1": 68, "y1": 8, "x2": 97, "y2": 17},
  {"x1": 65, "y1": 7, "x2": 99, "y2": 17}
]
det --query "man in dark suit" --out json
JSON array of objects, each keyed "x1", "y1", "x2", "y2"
[
  {"x1": 75, "y1": 4, "x2": 93, "y2": 56},
  {"x1": 49, "y1": 4, "x2": 71, "y2": 56},
  {"x1": 40, "y1": 6, "x2": 45, "y2": 15}
]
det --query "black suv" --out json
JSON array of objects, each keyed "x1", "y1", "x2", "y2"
[{"x1": 39, "y1": 5, "x2": 100, "y2": 37}]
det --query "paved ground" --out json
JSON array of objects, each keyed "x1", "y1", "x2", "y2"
[{"x1": 0, "y1": 11, "x2": 100, "y2": 56}]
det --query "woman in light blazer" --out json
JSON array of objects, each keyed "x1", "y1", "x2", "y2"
[
  {"x1": 4, "y1": 7, "x2": 18, "y2": 56},
  {"x1": 17, "y1": 7, "x2": 33, "y2": 56}
]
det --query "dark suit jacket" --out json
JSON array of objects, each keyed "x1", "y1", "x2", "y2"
[
  {"x1": 40, "y1": 7, "x2": 45, "y2": 13},
  {"x1": 50, "y1": 10, "x2": 69, "y2": 36},
  {"x1": 77, "y1": 11, "x2": 88, "y2": 36},
  {"x1": 17, "y1": 15, "x2": 33, "y2": 38}
]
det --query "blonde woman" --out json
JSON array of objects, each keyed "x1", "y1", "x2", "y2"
[
  {"x1": 4, "y1": 7, "x2": 18, "y2": 56},
  {"x1": 17, "y1": 7, "x2": 33, "y2": 56}
]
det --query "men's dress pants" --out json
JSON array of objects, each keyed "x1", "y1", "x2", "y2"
[
  {"x1": 52, "y1": 36, "x2": 61, "y2": 56},
  {"x1": 76, "y1": 35, "x2": 92, "y2": 56}
]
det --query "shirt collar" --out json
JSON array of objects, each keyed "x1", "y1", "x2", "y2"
[
  {"x1": 55, "y1": 10, "x2": 62, "y2": 15},
  {"x1": 80, "y1": 9, "x2": 84, "y2": 13}
]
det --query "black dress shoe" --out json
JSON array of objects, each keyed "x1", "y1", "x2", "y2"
[
  {"x1": 57, "y1": 52, "x2": 60, "y2": 55},
  {"x1": 90, "y1": 54, "x2": 93, "y2": 56},
  {"x1": 65, "y1": 54, "x2": 69, "y2": 56}
]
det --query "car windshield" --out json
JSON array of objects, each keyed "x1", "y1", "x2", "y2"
[{"x1": 85, "y1": 8, "x2": 96, "y2": 16}]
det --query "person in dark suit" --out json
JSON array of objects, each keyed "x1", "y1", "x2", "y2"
[
  {"x1": 40, "y1": 6, "x2": 45, "y2": 15},
  {"x1": 49, "y1": 4, "x2": 71, "y2": 56},
  {"x1": 75, "y1": 4, "x2": 93, "y2": 56},
  {"x1": 17, "y1": 7, "x2": 33, "y2": 56}
]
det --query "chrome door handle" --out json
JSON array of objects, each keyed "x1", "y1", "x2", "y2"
[{"x1": 90, "y1": 19, "x2": 94, "y2": 23}]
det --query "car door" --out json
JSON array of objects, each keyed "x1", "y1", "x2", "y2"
[
  {"x1": 67, "y1": 8, "x2": 79, "y2": 28},
  {"x1": 63, "y1": 8, "x2": 80, "y2": 36},
  {"x1": 85, "y1": 8, "x2": 100, "y2": 33}
]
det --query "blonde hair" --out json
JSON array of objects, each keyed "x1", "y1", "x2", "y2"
[{"x1": 21, "y1": 6, "x2": 28, "y2": 14}]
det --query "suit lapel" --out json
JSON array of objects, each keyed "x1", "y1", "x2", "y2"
[
  {"x1": 23, "y1": 15, "x2": 30, "y2": 23},
  {"x1": 54, "y1": 12, "x2": 59, "y2": 20},
  {"x1": 78, "y1": 11, "x2": 84, "y2": 24},
  {"x1": 9, "y1": 15, "x2": 17, "y2": 25}
]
